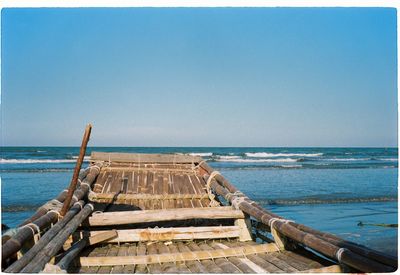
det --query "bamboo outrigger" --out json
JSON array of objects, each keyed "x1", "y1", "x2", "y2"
[{"x1": 1, "y1": 126, "x2": 397, "y2": 273}]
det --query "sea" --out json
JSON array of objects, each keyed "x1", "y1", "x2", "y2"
[{"x1": 1, "y1": 147, "x2": 398, "y2": 256}]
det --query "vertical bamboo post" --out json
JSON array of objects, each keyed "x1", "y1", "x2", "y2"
[{"x1": 60, "y1": 124, "x2": 92, "y2": 217}]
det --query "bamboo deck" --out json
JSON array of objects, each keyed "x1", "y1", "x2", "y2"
[{"x1": 2, "y1": 150, "x2": 397, "y2": 273}]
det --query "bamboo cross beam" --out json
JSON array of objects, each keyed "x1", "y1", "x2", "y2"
[{"x1": 60, "y1": 124, "x2": 92, "y2": 217}]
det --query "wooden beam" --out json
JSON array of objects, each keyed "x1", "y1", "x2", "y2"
[
  {"x1": 79, "y1": 243, "x2": 280, "y2": 266},
  {"x1": 235, "y1": 218, "x2": 253, "y2": 242},
  {"x1": 91, "y1": 152, "x2": 202, "y2": 164},
  {"x1": 87, "y1": 207, "x2": 244, "y2": 226},
  {"x1": 73, "y1": 226, "x2": 240, "y2": 243}
]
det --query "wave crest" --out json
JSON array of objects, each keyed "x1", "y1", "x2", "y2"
[
  {"x1": 216, "y1": 158, "x2": 298, "y2": 163},
  {"x1": 0, "y1": 158, "x2": 85, "y2": 164},
  {"x1": 245, "y1": 152, "x2": 323, "y2": 158}
]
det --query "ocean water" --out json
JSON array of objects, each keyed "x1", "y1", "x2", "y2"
[{"x1": 1, "y1": 147, "x2": 398, "y2": 256}]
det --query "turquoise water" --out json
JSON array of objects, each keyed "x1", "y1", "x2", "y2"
[{"x1": 1, "y1": 147, "x2": 398, "y2": 256}]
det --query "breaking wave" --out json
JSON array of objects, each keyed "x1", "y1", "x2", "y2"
[
  {"x1": 245, "y1": 152, "x2": 323, "y2": 158},
  {"x1": 188, "y1": 152, "x2": 213, "y2": 157},
  {"x1": 0, "y1": 158, "x2": 77, "y2": 164},
  {"x1": 216, "y1": 158, "x2": 298, "y2": 163}
]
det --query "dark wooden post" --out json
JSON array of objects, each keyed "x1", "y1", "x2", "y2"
[{"x1": 60, "y1": 124, "x2": 92, "y2": 217}]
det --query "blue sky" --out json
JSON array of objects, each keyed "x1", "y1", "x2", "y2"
[{"x1": 1, "y1": 8, "x2": 397, "y2": 146}]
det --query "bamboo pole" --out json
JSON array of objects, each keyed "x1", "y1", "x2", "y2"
[
  {"x1": 2, "y1": 164, "x2": 101, "y2": 268},
  {"x1": 4, "y1": 201, "x2": 85, "y2": 273},
  {"x1": 201, "y1": 165, "x2": 396, "y2": 272},
  {"x1": 60, "y1": 124, "x2": 92, "y2": 217},
  {"x1": 20, "y1": 203, "x2": 95, "y2": 273},
  {"x1": 56, "y1": 230, "x2": 117, "y2": 271},
  {"x1": 202, "y1": 161, "x2": 396, "y2": 267},
  {"x1": 1, "y1": 212, "x2": 58, "y2": 262}
]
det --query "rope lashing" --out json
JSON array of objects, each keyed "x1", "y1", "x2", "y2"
[
  {"x1": 24, "y1": 223, "x2": 41, "y2": 237},
  {"x1": 90, "y1": 165, "x2": 101, "y2": 173},
  {"x1": 268, "y1": 217, "x2": 294, "y2": 229},
  {"x1": 196, "y1": 160, "x2": 206, "y2": 170},
  {"x1": 205, "y1": 171, "x2": 221, "y2": 207},
  {"x1": 335, "y1": 247, "x2": 348, "y2": 263},
  {"x1": 42, "y1": 199, "x2": 63, "y2": 216},
  {"x1": 225, "y1": 191, "x2": 245, "y2": 202},
  {"x1": 231, "y1": 196, "x2": 246, "y2": 210}
]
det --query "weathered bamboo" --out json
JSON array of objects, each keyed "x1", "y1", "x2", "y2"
[
  {"x1": 4, "y1": 201, "x2": 85, "y2": 273},
  {"x1": 60, "y1": 124, "x2": 92, "y2": 216},
  {"x1": 20, "y1": 203, "x2": 95, "y2": 273},
  {"x1": 1, "y1": 211, "x2": 58, "y2": 263},
  {"x1": 87, "y1": 206, "x2": 244, "y2": 226},
  {"x1": 72, "y1": 226, "x2": 240, "y2": 243},
  {"x1": 202, "y1": 161, "x2": 397, "y2": 269},
  {"x1": 3, "y1": 164, "x2": 101, "y2": 268},
  {"x1": 203, "y1": 172, "x2": 396, "y2": 272},
  {"x1": 198, "y1": 242, "x2": 242, "y2": 273},
  {"x1": 248, "y1": 199, "x2": 397, "y2": 268},
  {"x1": 78, "y1": 243, "x2": 280, "y2": 266},
  {"x1": 56, "y1": 230, "x2": 117, "y2": 271}
]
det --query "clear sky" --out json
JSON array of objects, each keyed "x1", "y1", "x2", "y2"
[{"x1": 1, "y1": 8, "x2": 397, "y2": 147}]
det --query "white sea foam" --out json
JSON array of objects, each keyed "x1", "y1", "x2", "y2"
[
  {"x1": 379, "y1": 158, "x2": 398, "y2": 162},
  {"x1": 217, "y1": 155, "x2": 241, "y2": 160},
  {"x1": 245, "y1": 152, "x2": 323, "y2": 158},
  {"x1": 325, "y1": 158, "x2": 369, "y2": 162},
  {"x1": 0, "y1": 158, "x2": 79, "y2": 164},
  {"x1": 72, "y1": 156, "x2": 91, "y2": 160},
  {"x1": 281, "y1": 164, "x2": 303, "y2": 168},
  {"x1": 188, "y1": 152, "x2": 213, "y2": 157},
  {"x1": 216, "y1": 158, "x2": 298, "y2": 163}
]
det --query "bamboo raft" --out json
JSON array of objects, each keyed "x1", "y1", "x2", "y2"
[{"x1": 1, "y1": 126, "x2": 398, "y2": 273}]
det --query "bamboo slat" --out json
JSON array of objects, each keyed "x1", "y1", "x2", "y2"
[{"x1": 176, "y1": 242, "x2": 209, "y2": 273}]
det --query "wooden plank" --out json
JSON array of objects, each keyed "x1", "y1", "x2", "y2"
[
  {"x1": 87, "y1": 207, "x2": 244, "y2": 226},
  {"x1": 91, "y1": 152, "x2": 202, "y2": 164},
  {"x1": 121, "y1": 244, "x2": 136, "y2": 273},
  {"x1": 76, "y1": 226, "x2": 240, "y2": 243},
  {"x1": 79, "y1": 243, "x2": 280, "y2": 266}
]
